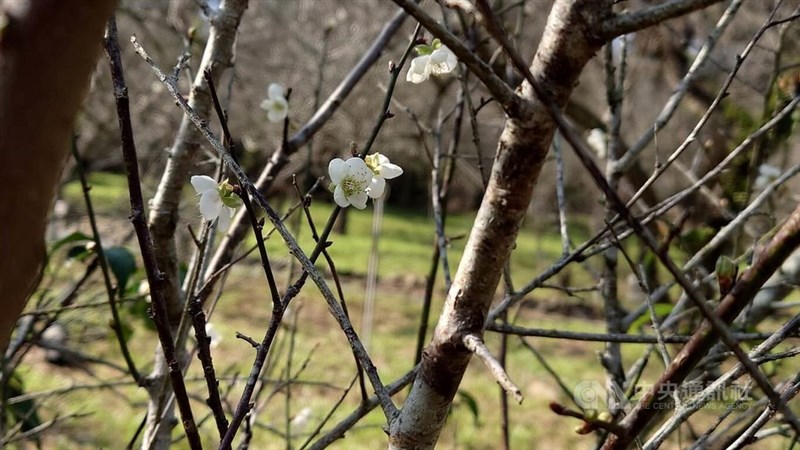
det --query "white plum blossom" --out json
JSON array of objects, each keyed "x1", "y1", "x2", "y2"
[
  {"x1": 364, "y1": 153, "x2": 403, "y2": 198},
  {"x1": 260, "y1": 83, "x2": 288, "y2": 122},
  {"x1": 406, "y1": 39, "x2": 458, "y2": 84},
  {"x1": 328, "y1": 157, "x2": 371, "y2": 209},
  {"x1": 190, "y1": 175, "x2": 241, "y2": 231},
  {"x1": 754, "y1": 164, "x2": 782, "y2": 190},
  {"x1": 329, "y1": 154, "x2": 404, "y2": 208}
]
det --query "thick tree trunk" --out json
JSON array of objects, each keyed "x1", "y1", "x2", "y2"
[
  {"x1": 0, "y1": 0, "x2": 117, "y2": 353},
  {"x1": 388, "y1": 1, "x2": 611, "y2": 448}
]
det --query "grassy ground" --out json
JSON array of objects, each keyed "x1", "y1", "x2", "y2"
[{"x1": 11, "y1": 173, "x2": 795, "y2": 449}]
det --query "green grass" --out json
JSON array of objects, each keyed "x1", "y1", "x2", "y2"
[
  {"x1": 62, "y1": 172, "x2": 134, "y2": 215},
  {"x1": 27, "y1": 174, "x2": 613, "y2": 449},
  {"x1": 260, "y1": 202, "x2": 578, "y2": 289},
  {"x1": 20, "y1": 171, "x2": 795, "y2": 449}
]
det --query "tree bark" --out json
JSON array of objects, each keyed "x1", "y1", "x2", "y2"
[
  {"x1": 141, "y1": 1, "x2": 249, "y2": 448},
  {"x1": 0, "y1": 0, "x2": 117, "y2": 353},
  {"x1": 387, "y1": 1, "x2": 612, "y2": 448}
]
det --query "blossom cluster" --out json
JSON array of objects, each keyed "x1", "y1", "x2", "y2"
[
  {"x1": 189, "y1": 77, "x2": 410, "y2": 227},
  {"x1": 328, "y1": 153, "x2": 403, "y2": 209}
]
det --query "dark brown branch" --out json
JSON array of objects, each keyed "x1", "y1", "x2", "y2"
[
  {"x1": 472, "y1": 1, "x2": 800, "y2": 445},
  {"x1": 391, "y1": 0, "x2": 521, "y2": 113},
  {"x1": 604, "y1": 202, "x2": 800, "y2": 448},
  {"x1": 486, "y1": 323, "x2": 774, "y2": 344},
  {"x1": 188, "y1": 300, "x2": 228, "y2": 438},
  {"x1": 70, "y1": 138, "x2": 141, "y2": 384},
  {"x1": 103, "y1": 17, "x2": 203, "y2": 450},
  {"x1": 601, "y1": 0, "x2": 726, "y2": 39}
]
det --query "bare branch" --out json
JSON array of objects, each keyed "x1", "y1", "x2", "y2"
[
  {"x1": 389, "y1": 2, "x2": 614, "y2": 448},
  {"x1": 603, "y1": 202, "x2": 800, "y2": 448},
  {"x1": 644, "y1": 311, "x2": 800, "y2": 449},
  {"x1": 131, "y1": 35, "x2": 400, "y2": 430},
  {"x1": 487, "y1": 323, "x2": 772, "y2": 344},
  {"x1": 390, "y1": 0, "x2": 521, "y2": 112},
  {"x1": 614, "y1": 0, "x2": 744, "y2": 175},
  {"x1": 463, "y1": 334, "x2": 523, "y2": 404},
  {"x1": 107, "y1": 26, "x2": 204, "y2": 450},
  {"x1": 601, "y1": 0, "x2": 726, "y2": 39}
]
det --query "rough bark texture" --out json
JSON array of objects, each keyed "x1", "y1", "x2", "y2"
[
  {"x1": 0, "y1": 0, "x2": 117, "y2": 352},
  {"x1": 387, "y1": 1, "x2": 611, "y2": 448}
]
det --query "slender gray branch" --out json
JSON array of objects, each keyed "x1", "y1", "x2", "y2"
[
  {"x1": 612, "y1": 0, "x2": 742, "y2": 175},
  {"x1": 131, "y1": 37, "x2": 399, "y2": 425}
]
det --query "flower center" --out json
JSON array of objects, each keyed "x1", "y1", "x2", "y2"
[
  {"x1": 342, "y1": 175, "x2": 367, "y2": 196},
  {"x1": 365, "y1": 154, "x2": 381, "y2": 175}
]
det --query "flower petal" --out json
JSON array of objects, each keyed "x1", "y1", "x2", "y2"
[
  {"x1": 217, "y1": 207, "x2": 235, "y2": 231},
  {"x1": 191, "y1": 175, "x2": 218, "y2": 195},
  {"x1": 346, "y1": 157, "x2": 370, "y2": 182},
  {"x1": 380, "y1": 162, "x2": 403, "y2": 179},
  {"x1": 368, "y1": 176, "x2": 385, "y2": 198},
  {"x1": 328, "y1": 158, "x2": 347, "y2": 184},
  {"x1": 348, "y1": 191, "x2": 368, "y2": 210},
  {"x1": 198, "y1": 191, "x2": 222, "y2": 221},
  {"x1": 265, "y1": 97, "x2": 289, "y2": 122},
  {"x1": 443, "y1": 48, "x2": 458, "y2": 71},
  {"x1": 333, "y1": 184, "x2": 350, "y2": 208},
  {"x1": 429, "y1": 46, "x2": 457, "y2": 75},
  {"x1": 268, "y1": 83, "x2": 284, "y2": 100},
  {"x1": 406, "y1": 55, "x2": 430, "y2": 84}
]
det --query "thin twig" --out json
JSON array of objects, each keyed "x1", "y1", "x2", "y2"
[
  {"x1": 131, "y1": 33, "x2": 405, "y2": 443},
  {"x1": 70, "y1": 139, "x2": 141, "y2": 384},
  {"x1": 469, "y1": 3, "x2": 800, "y2": 439},
  {"x1": 104, "y1": 19, "x2": 202, "y2": 450},
  {"x1": 463, "y1": 334, "x2": 523, "y2": 404},
  {"x1": 487, "y1": 323, "x2": 772, "y2": 344},
  {"x1": 306, "y1": 369, "x2": 418, "y2": 450},
  {"x1": 601, "y1": 0, "x2": 726, "y2": 39}
]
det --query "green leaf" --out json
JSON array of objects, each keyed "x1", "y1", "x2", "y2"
[
  {"x1": 105, "y1": 246, "x2": 137, "y2": 292},
  {"x1": 456, "y1": 389, "x2": 480, "y2": 425},
  {"x1": 628, "y1": 303, "x2": 675, "y2": 331},
  {"x1": 414, "y1": 44, "x2": 433, "y2": 56},
  {"x1": 67, "y1": 244, "x2": 92, "y2": 261},
  {"x1": 49, "y1": 231, "x2": 92, "y2": 255}
]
